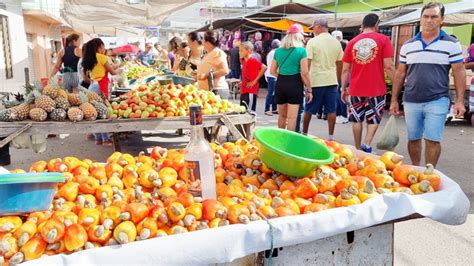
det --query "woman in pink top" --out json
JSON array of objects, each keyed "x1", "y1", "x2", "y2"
[{"x1": 197, "y1": 31, "x2": 230, "y2": 99}]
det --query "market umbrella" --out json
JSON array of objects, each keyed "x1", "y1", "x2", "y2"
[{"x1": 113, "y1": 44, "x2": 140, "y2": 54}]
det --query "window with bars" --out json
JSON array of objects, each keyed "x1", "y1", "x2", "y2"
[{"x1": 0, "y1": 15, "x2": 13, "y2": 79}]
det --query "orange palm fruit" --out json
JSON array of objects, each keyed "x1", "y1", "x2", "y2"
[
  {"x1": 51, "y1": 211, "x2": 78, "y2": 225},
  {"x1": 29, "y1": 160, "x2": 47, "y2": 172},
  {"x1": 358, "y1": 180, "x2": 379, "y2": 203},
  {"x1": 123, "y1": 173, "x2": 139, "y2": 189},
  {"x1": 113, "y1": 221, "x2": 137, "y2": 244},
  {"x1": 393, "y1": 164, "x2": 419, "y2": 186},
  {"x1": 241, "y1": 175, "x2": 261, "y2": 188},
  {"x1": 312, "y1": 194, "x2": 336, "y2": 208},
  {"x1": 224, "y1": 184, "x2": 244, "y2": 199},
  {"x1": 258, "y1": 205, "x2": 277, "y2": 219},
  {"x1": 317, "y1": 178, "x2": 337, "y2": 194},
  {"x1": 14, "y1": 220, "x2": 37, "y2": 247},
  {"x1": 167, "y1": 202, "x2": 186, "y2": 223},
  {"x1": 418, "y1": 164, "x2": 441, "y2": 191},
  {"x1": 95, "y1": 184, "x2": 114, "y2": 201},
  {"x1": 293, "y1": 178, "x2": 318, "y2": 199},
  {"x1": 186, "y1": 203, "x2": 203, "y2": 220},
  {"x1": 349, "y1": 175, "x2": 370, "y2": 189},
  {"x1": 100, "y1": 205, "x2": 122, "y2": 227},
  {"x1": 177, "y1": 193, "x2": 195, "y2": 208},
  {"x1": 227, "y1": 204, "x2": 251, "y2": 224},
  {"x1": 369, "y1": 173, "x2": 396, "y2": 188},
  {"x1": 78, "y1": 175, "x2": 100, "y2": 194},
  {"x1": 0, "y1": 233, "x2": 19, "y2": 259},
  {"x1": 27, "y1": 212, "x2": 48, "y2": 225},
  {"x1": 294, "y1": 197, "x2": 312, "y2": 214},
  {"x1": 55, "y1": 181, "x2": 79, "y2": 202},
  {"x1": 159, "y1": 167, "x2": 178, "y2": 187},
  {"x1": 78, "y1": 208, "x2": 101, "y2": 229},
  {"x1": 136, "y1": 218, "x2": 159, "y2": 240},
  {"x1": 19, "y1": 236, "x2": 47, "y2": 261},
  {"x1": 105, "y1": 162, "x2": 123, "y2": 178},
  {"x1": 122, "y1": 203, "x2": 149, "y2": 224},
  {"x1": 64, "y1": 224, "x2": 88, "y2": 251},
  {"x1": 380, "y1": 151, "x2": 404, "y2": 170},
  {"x1": 214, "y1": 168, "x2": 227, "y2": 183},
  {"x1": 0, "y1": 216, "x2": 22, "y2": 233},
  {"x1": 259, "y1": 179, "x2": 278, "y2": 192},
  {"x1": 259, "y1": 163, "x2": 273, "y2": 174},
  {"x1": 71, "y1": 165, "x2": 89, "y2": 178},
  {"x1": 335, "y1": 189, "x2": 361, "y2": 207},
  {"x1": 87, "y1": 225, "x2": 112, "y2": 244},
  {"x1": 138, "y1": 168, "x2": 159, "y2": 188},
  {"x1": 410, "y1": 180, "x2": 435, "y2": 194},
  {"x1": 202, "y1": 199, "x2": 227, "y2": 220},
  {"x1": 304, "y1": 203, "x2": 328, "y2": 214},
  {"x1": 279, "y1": 180, "x2": 296, "y2": 192},
  {"x1": 89, "y1": 163, "x2": 107, "y2": 181},
  {"x1": 336, "y1": 179, "x2": 359, "y2": 194},
  {"x1": 275, "y1": 206, "x2": 297, "y2": 217}
]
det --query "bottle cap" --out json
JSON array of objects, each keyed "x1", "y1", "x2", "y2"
[{"x1": 189, "y1": 105, "x2": 202, "y2": 125}]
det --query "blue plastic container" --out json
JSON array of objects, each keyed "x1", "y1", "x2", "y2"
[
  {"x1": 172, "y1": 75, "x2": 195, "y2": 86},
  {"x1": 0, "y1": 173, "x2": 65, "y2": 216}
]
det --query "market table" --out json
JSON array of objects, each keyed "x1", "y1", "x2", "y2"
[{"x1": 0, "y1": 113, "x2": 255, "y2": 163}]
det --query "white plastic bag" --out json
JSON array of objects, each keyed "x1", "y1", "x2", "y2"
[{"x1": 376, "y1": 115, "x2": 399, "y2": 151}]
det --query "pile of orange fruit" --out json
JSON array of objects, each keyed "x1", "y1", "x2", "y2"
[{"x1": 0, "y1": 138, "x2": 440, "y2": 264}]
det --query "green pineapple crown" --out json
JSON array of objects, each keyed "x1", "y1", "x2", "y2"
[{"x1": 79, "y1": 92, "x2": 89, "y2": 104}]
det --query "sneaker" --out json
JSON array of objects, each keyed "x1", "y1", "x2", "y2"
[
  {"x1": 272, "y1": 110, "x2": 278, "y2": 115},
  {"x1": 95, "y1": 140, "x2": 103, "y2": 145},
  {"x1": 264, "y1": 111, "x2": 273, "y2": 116},
  {"x1": 336, "y1": 116, "x2": 344, "y2": 124},
  {"x1": 102, "y1": 140, "x2": 113, "y2": 147},
  {"x1": 360, "y1": 144, "x2": 372, "y2": 153}
]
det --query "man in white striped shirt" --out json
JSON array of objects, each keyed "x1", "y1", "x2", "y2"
[{"x1": 390, "y1": 2, "x2": 466, "y2": 167}]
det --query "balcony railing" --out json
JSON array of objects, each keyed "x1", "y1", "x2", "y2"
[{"x1": 21, "y1": 0, "x2": 62, "y2": 18}]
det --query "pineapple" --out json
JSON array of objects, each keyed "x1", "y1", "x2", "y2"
[
  {"x1": 79, "y1": 93, "x2": 97, "y2": 121},
  {"x1": 0, "y1": 109, "x2": 17, "y2": 122},
  {"x1": 91, "y1": 100, "x2": 108, "y2": 119},
  {"x1": 68, "y1": 93, "x2": 82, "y2": 106},
  {"x1": 11, "y1": 92, "x2": 36, "y2": 121},
  {"x1": 67, "y1": 107, "x2": 83, "y2": 122},
  {"x1": 55, "y1": 97, "x2": 70, "y2": 110},
  {"x1": 56, "y1": 89, "x2": 68, "y2": 99},
  {"x1": 35, "y1": 95, "x2": 55, "y2": 113},
  {"x1": 29, "y1": 108, "x2": 47, "y2": 122},
  {"x1": 78, "y1": 87, "x2": 102, "y2": 103},
  {"x1": 50, "y1": 108, "x2": 67, "y2": 121},
  {"x1": 42, "y1": 85, "x2": 60, "y2": 99},
  {"x1": 11, "y1": 103, "x2": 30, "y2": 121}
]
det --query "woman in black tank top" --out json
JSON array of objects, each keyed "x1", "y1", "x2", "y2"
[{"x1": 50, "y1": 33, "x2": 82, "y2": 92}]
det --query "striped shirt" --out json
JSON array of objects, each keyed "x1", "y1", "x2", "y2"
[{"x1": 399, "y1": 30, "x2": 463, "y2": 103}]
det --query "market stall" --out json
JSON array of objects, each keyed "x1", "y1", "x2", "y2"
[
  {"x1": 0, "y1": 135, "x2": 469, "y2": 265},
  {"x1": 0, "y1": 113, "x2": 255, "y2": 152}
]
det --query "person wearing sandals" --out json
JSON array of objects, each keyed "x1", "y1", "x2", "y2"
[
  {"x1": 82, "y1": 38, "x2": 122, "y2": 146},
  {"x1": 264, "y1": 39, "x2": 280, "y2": 116},
  {"x1": 270, "y1": 24, "x2": 312, "y2": 131},
  {"x1": 50, "y1": 33, "x2": 82, "y2": 92}
]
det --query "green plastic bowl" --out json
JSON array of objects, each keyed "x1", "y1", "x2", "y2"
[{"x1": 254, "y1": 127, "x2": 334, "y2": 177}]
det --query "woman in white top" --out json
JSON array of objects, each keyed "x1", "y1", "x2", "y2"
[
  {"x1": 196, "y1": 31, "x2": 230, "y2": 99},
  {"x1": 264, "y1": 39, "x2": 281, "y2": 116}
]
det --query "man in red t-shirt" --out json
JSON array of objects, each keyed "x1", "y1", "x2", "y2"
[
  {"x1": 341, "y1": 14, "x2": 395, "y2": 153},
  {"x1": 240, "y1": 41, "x2": 267, "y2": 112}
]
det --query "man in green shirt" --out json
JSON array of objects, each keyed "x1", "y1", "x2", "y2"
[{"x1": 303, "y1": 18, "x2": 343, "y2": 140}]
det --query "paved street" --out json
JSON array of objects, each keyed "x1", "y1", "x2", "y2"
[{"x1": 4, "y1": 90, "x2": 473, "y2": 264}]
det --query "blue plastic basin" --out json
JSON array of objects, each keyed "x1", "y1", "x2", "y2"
[{"x1": 0, "y1": 173, "x2": 65, "y2": 216}]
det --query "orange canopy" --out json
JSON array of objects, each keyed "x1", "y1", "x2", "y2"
[{"x1": 246, "y1": 18, "x2": 312, "y2": 33}]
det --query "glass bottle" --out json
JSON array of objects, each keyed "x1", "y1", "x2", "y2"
[{"x1": 183, "y1": 105, "x2": 216, "y2": 199}]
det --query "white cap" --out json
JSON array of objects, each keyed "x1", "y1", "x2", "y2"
[{"x1": 331, "y1": 31, "x2": 343, "y2": 39}]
